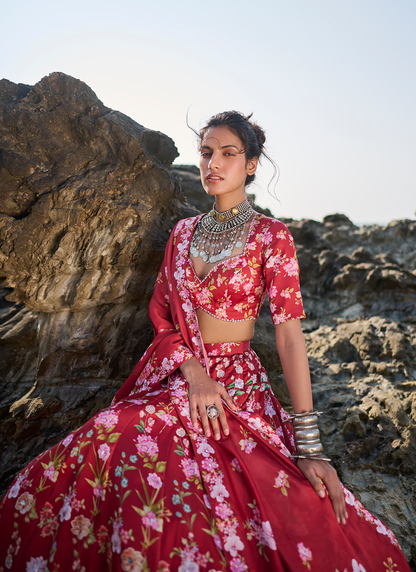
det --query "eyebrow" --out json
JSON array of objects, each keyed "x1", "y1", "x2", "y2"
[{"x1": 200, "y1": 144, "x2": 240, "y2": 151}]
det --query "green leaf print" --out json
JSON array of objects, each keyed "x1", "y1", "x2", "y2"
[{"x1": 108, "y1": 432, "x2": 121, "y2": 443}]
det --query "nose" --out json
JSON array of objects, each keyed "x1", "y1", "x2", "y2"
[{"x1": 208, "y1": 150, "x2": 221, "y2": 171}]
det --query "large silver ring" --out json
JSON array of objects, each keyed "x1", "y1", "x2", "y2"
[{"x1": 206, "y1": 404, "x2": 220, "y2": 420}]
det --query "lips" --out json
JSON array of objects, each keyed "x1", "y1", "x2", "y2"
[{"x1": 207, "y1": 175, "x2": 223, "y2": 181}]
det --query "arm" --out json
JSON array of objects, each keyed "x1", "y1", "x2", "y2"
[{"x1": 275, "y1": 319, "x2": 348, "y2": 525}]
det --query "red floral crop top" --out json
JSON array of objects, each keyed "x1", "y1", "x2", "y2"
[{"x1": 185, "y1": 214, "x2": 305, "y2": 325}]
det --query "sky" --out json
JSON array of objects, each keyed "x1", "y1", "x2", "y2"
[{"x1": 1, "y1": 0, "x2": 415, "y2": 225}]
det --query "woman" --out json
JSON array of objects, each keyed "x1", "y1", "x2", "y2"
[{"x1": 0, "y1": 111, "x2": 410, "y2": 572}]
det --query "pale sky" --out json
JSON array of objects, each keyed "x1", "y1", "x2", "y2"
[{"x1": 1, "y1": 0, "x2": 415, "y2": 224}]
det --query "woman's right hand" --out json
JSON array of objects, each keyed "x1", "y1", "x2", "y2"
[{"x1": 180, "y1": 358, "x2": 237, "y2": 440}]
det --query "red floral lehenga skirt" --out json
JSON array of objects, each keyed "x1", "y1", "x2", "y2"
[{"x1": 0, "y1": 343, "x2": 411, "y2": 572}]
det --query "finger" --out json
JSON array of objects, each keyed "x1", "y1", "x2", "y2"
[
  {"x1": 220, "y1": 388, "x2": 238, "y2": 411},
  {"x1": 198, "y1": 407, "x2": 212, "y2": 438},
  {"x1": 189, "y1": 399, "x2": 202, "y2": 433},
  {"x1": 305, "y1": 467, "x2": 326, "y2": 499},
  {"x1": 216, "y1": 403, "x2": 230, "y2": 438},
  {"x1": 315, "y1": 464, "x2": 348, "y2": 525},
  {"x1": 209, "y1": 417, "x2": 222, "y2": 441}
]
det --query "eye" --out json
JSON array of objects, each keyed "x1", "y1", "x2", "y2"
[{"x1": 201, "y1": 151, "x2": 212, "y2": 157}]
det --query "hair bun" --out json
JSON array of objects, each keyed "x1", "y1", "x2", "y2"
[{"x1": 251, "y1": 122, "x2": 266, "y2": 151}]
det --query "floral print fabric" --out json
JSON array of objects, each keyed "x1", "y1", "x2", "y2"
[
  {"x1": 0, "y1": 345, "x2": 410, "y2": 571},
  {"x1": 186, "y1": 215, "x2": 306, "y2": 324}
]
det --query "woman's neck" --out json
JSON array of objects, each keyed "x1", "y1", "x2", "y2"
[{"x1": 214, "y1": 193, "x2": 247, "y2": 213}]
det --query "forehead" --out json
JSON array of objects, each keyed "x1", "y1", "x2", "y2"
[{"x1": 201, "y1": 126, "x2": 243, "y2": 148}]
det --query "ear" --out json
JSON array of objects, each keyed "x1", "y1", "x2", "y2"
[{"x1": 246, "y1": 156, "x2": 258, "y2": 175}]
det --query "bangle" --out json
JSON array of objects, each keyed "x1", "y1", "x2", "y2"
[{"x1": 283, "y1": 411, "x2": 331, "y2": 461}]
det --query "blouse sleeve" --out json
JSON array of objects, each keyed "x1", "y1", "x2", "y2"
[{"x1": 262, "y1": 220, "x2": 306, "y2": 325}]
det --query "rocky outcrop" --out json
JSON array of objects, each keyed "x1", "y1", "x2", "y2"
[
  {"x1": 0, "y1": 72, "x2": 197, "y2": 494},
  {"x1": 1, "y1": 74, "x2": 415, "y2": 567}
]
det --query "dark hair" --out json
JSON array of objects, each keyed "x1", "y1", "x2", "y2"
[{"x1": 192, "y1": 110, "x2": 279, "y2": 191}]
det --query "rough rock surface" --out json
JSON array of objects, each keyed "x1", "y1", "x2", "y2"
[
  {"x1": 0, "y1": 72, "x2": 198, "y2": 496},
  {"x1": 1, "y1": 74, "x2": 415, "y2": 567}
]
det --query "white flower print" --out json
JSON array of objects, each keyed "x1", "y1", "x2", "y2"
[
  {"x1": 260, "y1": 521, "x2": 276, "y2": 550},
  {"x1": 224, "y1": 533, "x2": 245, "y2": 557},
  {"x1": 210, "y1": 483, "x2": 229, "y2": 503},
  {"x1": 196, "y1": 439, "x2": 215, "y2": 458},
  {"x1": 352, "y1": 559, "x2": 366, "y2": 572}
]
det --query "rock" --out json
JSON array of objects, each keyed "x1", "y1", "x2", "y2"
[{"x1": 0, "y1": 72, "x2": 198, "y2": 493}]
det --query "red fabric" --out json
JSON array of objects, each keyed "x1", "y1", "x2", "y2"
[
  {"x1": 0, "y1": 215, "x2": 411, "y2": 572},
  {"x1": 186, "y1": 216, "x2": 306, "y2": 324}
]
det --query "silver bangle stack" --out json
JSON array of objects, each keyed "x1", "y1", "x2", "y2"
[{"x1": 283, "y1": 411, "x2": 331, "y2": 461}]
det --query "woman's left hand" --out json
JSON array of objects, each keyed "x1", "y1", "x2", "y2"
[{"x1": 297, "y1": 458, "x2": 348, "y2": 525}]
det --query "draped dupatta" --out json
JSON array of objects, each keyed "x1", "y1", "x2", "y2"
[{"x1": 113, "y1": 216, "x2": 204, "y2": 404}]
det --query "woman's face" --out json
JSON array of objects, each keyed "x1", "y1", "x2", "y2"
[{"x1": 199, "y1": 126, "x2": 258, "y2": 203}]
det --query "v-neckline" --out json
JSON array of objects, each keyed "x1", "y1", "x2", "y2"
[{"x1": 187, "y1": 213, "x2": 259, "y2": 282}]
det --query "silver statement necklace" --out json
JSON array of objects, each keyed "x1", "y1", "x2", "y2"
[{"x1": 190, "y1": 199, "x2": 254, "y2": 264}]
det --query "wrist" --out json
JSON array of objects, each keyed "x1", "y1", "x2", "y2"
[{"x1": 285, "y1": 411, "x2": 331, "y2": 462}]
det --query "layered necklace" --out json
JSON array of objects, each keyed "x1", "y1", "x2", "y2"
[{"x1": 190, "y1": 199, "x2": 254, "y2": 264}]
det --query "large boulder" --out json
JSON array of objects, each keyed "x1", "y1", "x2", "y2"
[{"x1": 0, "y1": 72, "x2": 197, "y2": 493}]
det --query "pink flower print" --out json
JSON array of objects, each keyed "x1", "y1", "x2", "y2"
[
  {"x1": 26, "y1": 556, "x2": 48, "y2": 572},
  {"x1": 120, "y1": 528, "x2": 130, "y2": 545},
  {"x1": 178, "y1": 561, "x2": 198, "y2": 572},
  {"x1": 112, "y1": 522, "x2": 122, "y2": 553},
  {"x1": 145, "y1": 405, "x2": 155, "y2": 414},
  {"x1": 98, "y1": 443, "x2": 111, "y2": 462},
  {"x1": 274, "y1": 470, "x2": 290, "y2": 493},
  {"x1": 280, "y1": 287, "x2": 292, "y2": 299},
  {"x1": 174, "y1": 266, "x2": 185, "y2": 281},
  {"x1": 215, "y1": 503, "x2": 233, "y2": 519},
  {"x1": 135, "y1": 434, "x2": 159, "y2": 457},
  {"x1": 265, "y1": 400, "x2": 276, "y2": 417},
  {"x1": 297, "y1": 542, "x2": 313, "y2": 569},
  {"x1": 260, "y1": 521, "x2": 276, "y2": 550},
  {"x1": 213, "y1": 533, "x2": 223, "y2": 550},
  {"x1": 59, "y1": 494, "x2": 74, "y2": 521},
  {"x1": 176, "y1": 428, "x2": 186, "y2": 437},
  {"x1": 71, "y1": 515, "x2": 91, "y2": 540},
  {"x1": 121, "y1": 547, "x2": 145, "y2": 572},
  {"x1": 196, "y1": 287, "x2": 212, "y2": 306},
  {"x1": 230, "y1": 557, "x2": 248, "y2": 572},
  {"x1": 203, "y1": 494, "x2": 211, "y2": 509},
  {"x1": 94, "y1": 409, "x2": 119, "y2": 429},
  {"x1": 15, "y1": 492, "x2": 34, "y2": 514},
  {"x1": 351, "y1": 560, "x2": 367, "y2": 572},
  {"x1": 231, "y1": 458, "x2": 242, "y2": 472},
  {"x1": 196, "y1": 439, "x2": 215, "y2": 458},
  {"x1": 283, "y1": 257, "x2": 299, "y2": 277},
  {"x1": 239, "y1": 438, "x2": 257, "y2": 454},
  {"x1": 142, "y1": 510, "x2": 162, "y2": 531},
  {"x1": 201, "y1": 458, "x2": 219, "y2": 472},
  {"x1": 210, "y1": 483, "x2": 229, "y2": 503},
  {"x1": 181, "y1": 458, "x2": 200, "y2": 479},
  {"x1": 43, "y1": 463, "x2": 58, "y2": 482},
  {"x1": 62, "y1": 433, "x2": 74, "y2": 447},
  {"x1": 147, "y1": 472, "x2": 162, "y2": 489},
  {"x1": 234, "y1": 378, "x2": 244, "y2": 390},
  {"x1": 265, "y1": 253, "x2": 283, "y2": 269},
  {"x1": 272, "y1": 310, "x2": 288, "y2": 325},
  {"x1": 224, "y1": 533, "x2": 244, "y2": 557},
  {"x1": 93, "y1": 481, "x2": 104, "y2": 499}
]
